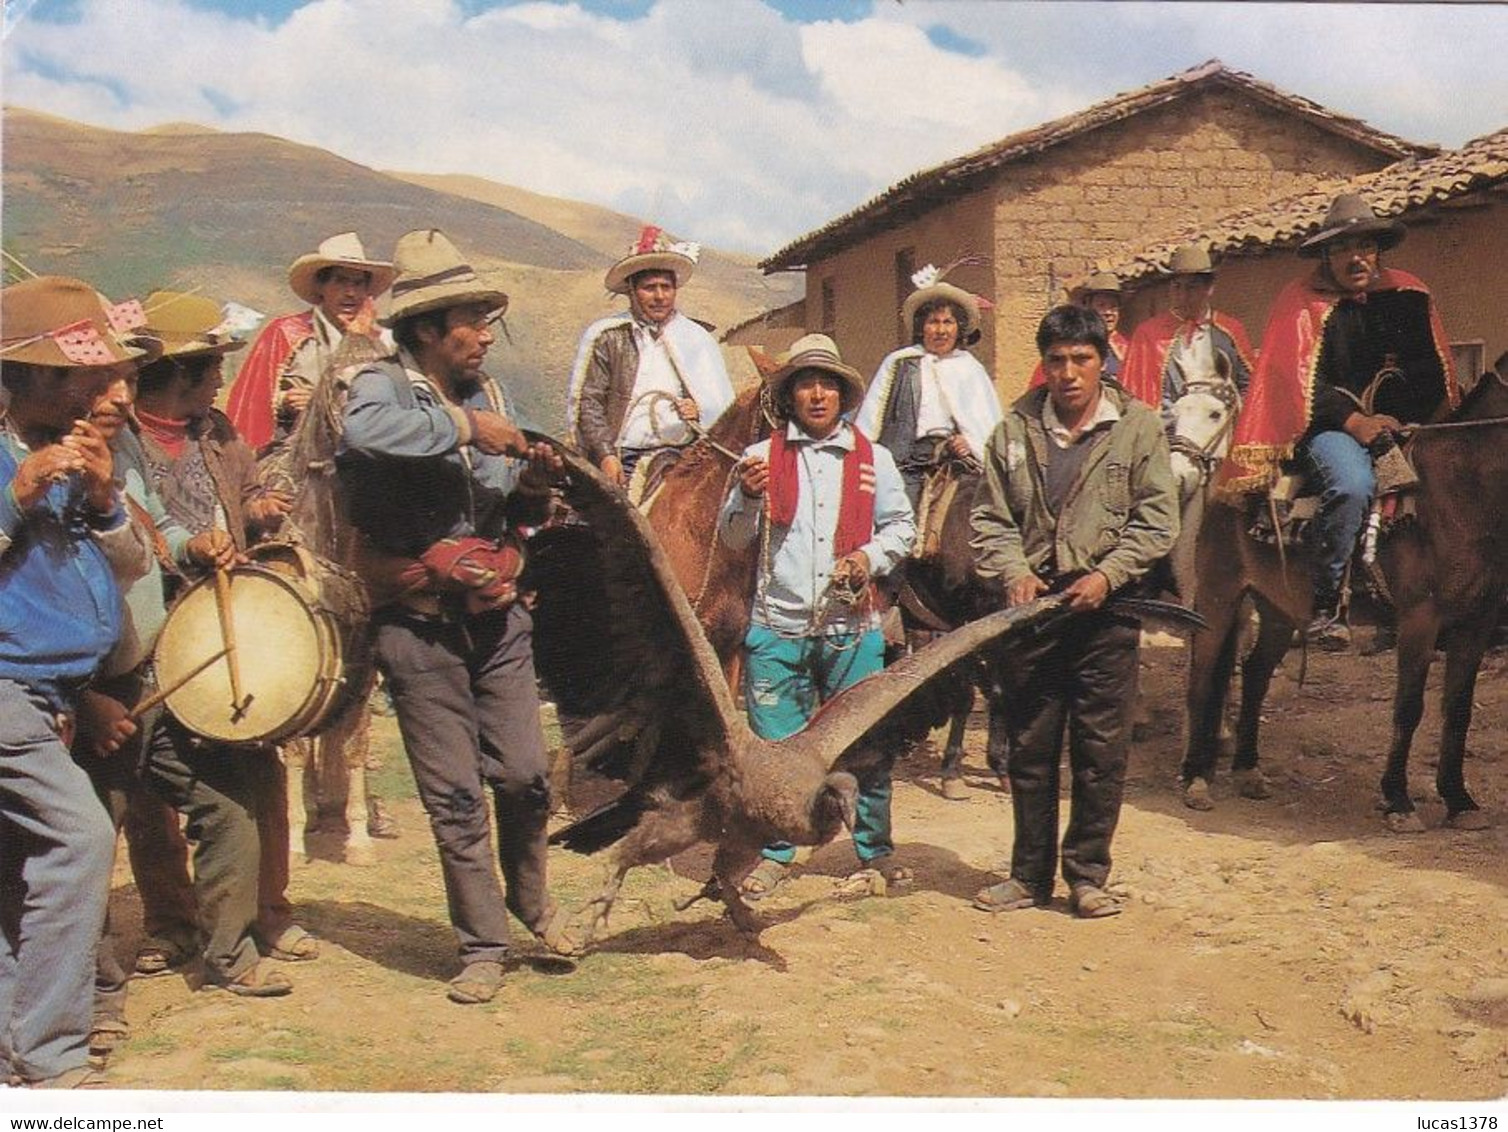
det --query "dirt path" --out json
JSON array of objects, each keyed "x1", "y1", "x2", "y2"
[{"x1": 92, "y1": 641, "x2": 1508, "y2": 1099}]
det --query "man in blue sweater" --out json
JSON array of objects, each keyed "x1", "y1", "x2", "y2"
[{"x1": 0, "y1": 276, "x2": 154, "y2": 1088}]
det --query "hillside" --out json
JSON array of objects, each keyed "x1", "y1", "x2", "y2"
[{"x1": 1, "y1": 107, "x2": 801, "y2": 426}]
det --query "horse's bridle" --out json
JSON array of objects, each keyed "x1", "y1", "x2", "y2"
[{"x1": 1167, "y1": 377, "x2": 1242, "y2": 480}]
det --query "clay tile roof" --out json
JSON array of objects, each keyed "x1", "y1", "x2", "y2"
[
  {"x1": 760, "y1": 60, "x2": 1432, "y2": 273},
  {"x1": 1100, "y1": 126, "x2": 1508, "y2": 288}
]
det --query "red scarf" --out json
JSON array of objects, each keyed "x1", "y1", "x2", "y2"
[
  {"x1": 225, "y1": 310, "x2": 315, "y2": 451},
  {"x1": 1217, "y1": 268, "x2": 1458, "y2": 498},
  {"x1": 136, "y1": 408, "x2": 191, "y2": 460},
  {"x1": 767, "y1": 425, "x2": 875, "y2": 556}
]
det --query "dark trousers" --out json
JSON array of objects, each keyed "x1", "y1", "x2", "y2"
[
  {"x1": 375, "y1": 603, "x2": 552, "y2": 966},
  {"x1": 996, "y1": 612, "x2": 1139, "y2": 892}
]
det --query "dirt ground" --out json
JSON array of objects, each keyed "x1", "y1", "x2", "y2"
[{"x1": 85, "y1": 637, "x2": 1508, "y2": 1101}]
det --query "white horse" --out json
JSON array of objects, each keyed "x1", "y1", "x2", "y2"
[{"x1": 1165, "y1": 365, "x2": 1241, "y2": 604}]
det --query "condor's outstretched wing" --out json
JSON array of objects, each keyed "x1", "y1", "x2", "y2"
[
  {"x1": 795, "y1": 596, "x2": 1074, "y2": 774},
  {"x1": 525, "y1": 436, "x2": 749, "y2": 848}
]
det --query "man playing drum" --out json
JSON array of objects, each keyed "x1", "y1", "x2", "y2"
[
  {"x1": 124, "y1": 292, "x2": 303, "y2": 997},
  {"x1": 338, "y1": 229, "x2": 578, "y2": 1005},
  {"x1": 566, "y1": 226, "x2": 734, "y2": 496}
]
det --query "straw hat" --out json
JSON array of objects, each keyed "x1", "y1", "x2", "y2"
[
  {"x1": 142, "y1": 291, "x2": 247, "y2": 358},
  {"x1": 0, "y1": 276, "x2": 161, "y2": 368},
  {"x1": 901, "y1": 264, "x2": 987, "y2": 347},
  {"x1": 604, "y1": 226, "x2": 699, "y2": 295},
  {"x1": 1164, "y1": 244, "x2": 1215, "y2": 277},
  {"x1": 765, "y1": 333, "x2": 866, "y2": 415},
  {"x1": 1298, "y1": 193, "x2": 1405, "y2": 258},
  {"x1": 380, "y1": 229, "x2": 508, "y2": 326},
  {"x1": 287, "y1": 232, "x2": 397, "y2": 306}
]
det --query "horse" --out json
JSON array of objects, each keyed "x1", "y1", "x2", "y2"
[
  {"x1": 1183, "y1": 370, "x2": 1508, "y2": 828},
  {"x1": 1164, "y1": 362, "x2": 1242, "y2": 604}
]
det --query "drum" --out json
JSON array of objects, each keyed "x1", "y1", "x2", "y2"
[{"x1": 154, "y1": 542, "x2": 370, "y2": 745}]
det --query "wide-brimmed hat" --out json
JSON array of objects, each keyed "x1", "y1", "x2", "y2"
[
  {"x1": 900, "y1": 263, "x2": 988, "y2": 347},
  {"x1": 0, "y1": 276, "x2": 161, "y2": 368},
  {"x1": 765, "y1": 333, "x2": 866, "y2": 415},
  {"x1": 1298, "y1": 193, "x2": 1406, "y2": 258},
  {"x1": 141, "y1": 291, "x2": 248, "y2": 359},
  {"x1": 604, "y1": 226, "x2": 699, "y2": 295},
  {"x1": 380, "y1": 229, "x2": 509, "y2": 327},
  {"x1": 287, "y1": 232, "x2": 397, "y2": 306},
  {"x1": 1078, "y1": 272, "x2": 1121, "y2": 297},
  {"x1": 1164, "y1": 244, "x2": 1215, "y2": 277}
]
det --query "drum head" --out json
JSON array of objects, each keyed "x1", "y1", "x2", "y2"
[{"x1": 155, "y1": 568, "x2": 326, "y2": 744}]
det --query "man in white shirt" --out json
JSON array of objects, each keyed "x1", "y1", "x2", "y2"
[{"x1": 567, "y1": 226, "x2": 734, "y2": 494}]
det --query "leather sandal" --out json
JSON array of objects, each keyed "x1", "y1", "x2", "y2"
[
  {"x1": 260, "y1": 925, "x2": 320, "y2": 962},
  {"x1": 214, "y1": 962, "x2": 293, "y2": 998},
  {"x1": 972, "y1": 878, "x2": 1050, "y2": 913},
  {"x1": 738, "y1": 858, "x2": 790, "y2": 903},
  {"x1": 1069, "y1": 883, "x2": 1123, "y2": 919},
  {"x1": 134, "y1": 937, "x2": 196, "y2": 978},
  {"x1": 447, "y1": 960, "x2": 504, "y2": 1005}
]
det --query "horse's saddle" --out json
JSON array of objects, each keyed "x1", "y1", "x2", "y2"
[
  {"x1": 911, "y1": 447, "x2": 981, "y2": 562},
  {"x1": 1247, "y1": 441, "x2": 1420, "y2": 550},
  {"x1": 626, "y1": 447, "x2": 684, "y2": 510}
]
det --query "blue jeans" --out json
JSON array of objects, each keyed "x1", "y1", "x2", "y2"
[
  {"x1": 743, "y1": 626, "x2": 893, "y2": 865},
  {"x1": 1301, "y1": 429, "x2": 1375, "y2": 597},
  {"x1": 0, "y1": 680, "x2": 114, "y2": 1083}
]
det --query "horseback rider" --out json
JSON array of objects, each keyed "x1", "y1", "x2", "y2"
[
  {"x1": 566, "y1": 226, "x2": 734, "y2": 495},
  {"x1": 1120, "y1": 243, "x2": 1255, "y2": 418},
  {"x1": 1028, "y1": 272, "x2": 1129, "y2": 386},
  {"x1": 855, "y1": 263, "x2": 1001, "y2": 513},
  {"x1": 1219, "y1": 194, "x2": 1459, "y2": 651}
]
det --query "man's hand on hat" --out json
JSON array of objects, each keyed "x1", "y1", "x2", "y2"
[
  {"x1": 1062, "y1": 569, "x2": 1110, "y2": 612},
  {"x1": 61, "y1": 418, "x2": 117, "y2": 513},
  {"x1": 737, "y1": 455, "x2": 770, "y2": 498},
  {"x1": 470, "y1": 410, "x2": 529, "y2": 458},
  {"x1": 674, "y1": 396, "x2": 700, "y2": 423}
]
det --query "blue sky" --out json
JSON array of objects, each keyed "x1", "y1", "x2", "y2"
[{"x1": 5, "y1": 1, "x2": 1505, "y2": 254}]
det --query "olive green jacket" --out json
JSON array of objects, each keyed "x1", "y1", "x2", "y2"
[{"x1": 970, "y1": 382, "x2": 1179, "y2": 593}]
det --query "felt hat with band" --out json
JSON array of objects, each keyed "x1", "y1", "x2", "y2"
[
  {"x1": 0, "y1": 276, "x2": 161, "y2": 368},
  {"x1": 381, "y1": 229, "x2": 509, "y2": 326},
  {"x1": 1298, "y1": 193, "x2": 1405, "y2": 258},
  {"x1": 142, "y1": 291, "x2": 247, "y2": 359},
  {"x1": 765, "y1": 332, "x2": 866, "y2": 415}
]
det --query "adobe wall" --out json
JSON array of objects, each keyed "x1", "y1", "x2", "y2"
[
  {"x1": 799, "y1": 190, "x2": 995, "y2": 387},
  {"x1": 1124, "y1": 196, "x2": 1508, "y2": 388},
  {"x1": 990, "y1": 90, "x2": 1394, "y2": 397}
]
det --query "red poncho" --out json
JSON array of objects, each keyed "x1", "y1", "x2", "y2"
[
  {"x1": 1118, "y1": 310, "x2": 1255, "y2": 409},
  {"x1": 225, "y1": 311, "x2": 315, "y2": 452},
  {"x1": 1217, "y1": 268, "x2": 1458, "y2": 498}
]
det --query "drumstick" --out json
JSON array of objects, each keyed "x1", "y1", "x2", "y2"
[
  {"x1": 129, "y1": 647, "x2": 231, "y2": 720},
  {"x1": 213, "y1": 565, "x2": 250, "y2": 719}
]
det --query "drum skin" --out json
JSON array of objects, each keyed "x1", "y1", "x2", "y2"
[{"x1": 154, "y1": 544, "x2": 368, "y2": 744}]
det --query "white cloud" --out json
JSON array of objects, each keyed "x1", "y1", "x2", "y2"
[{"x1": 4, "y1": 0, "x2": 1504, "y2": 256}]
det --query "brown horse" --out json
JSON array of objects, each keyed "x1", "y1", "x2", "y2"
[
  {"x1": 1184, "y1": 371, "x2": 1508, "y2": 828},
  {"x1": 642, "y1": 383, "x2": 771, "y2": 673}
]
